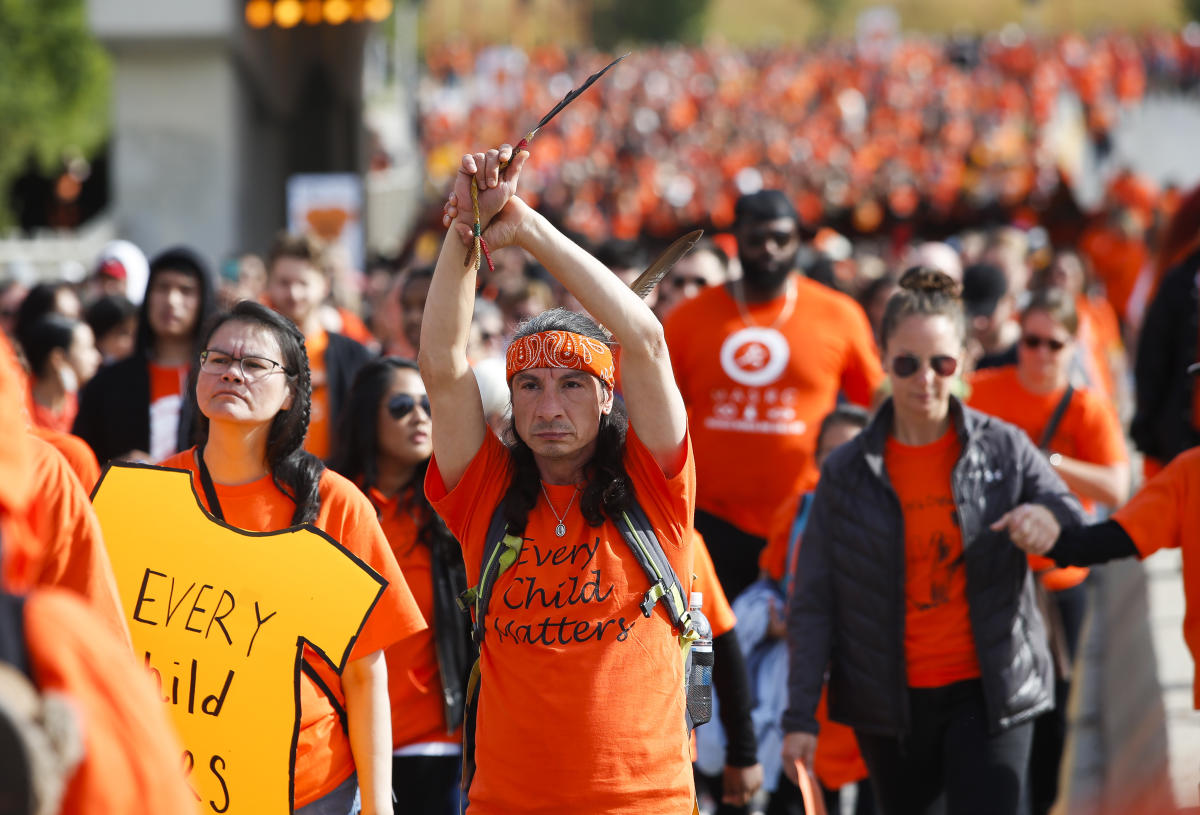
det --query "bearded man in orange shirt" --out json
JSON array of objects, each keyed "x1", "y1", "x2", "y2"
[{"x1": 663, "y1": 191, "x2": 884, "y2": 600}]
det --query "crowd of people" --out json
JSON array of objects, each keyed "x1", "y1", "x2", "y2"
[
  {"x1": 415, "y1": 30, "x2": 1200, "y2": 246},
  {"x1": 5, "y1": 32, "x2": 1200, "y2": 815}
]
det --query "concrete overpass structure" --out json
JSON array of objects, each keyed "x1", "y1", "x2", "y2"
[{"x1": 84, "y1": 0, "x2": 418, "y2": 269}]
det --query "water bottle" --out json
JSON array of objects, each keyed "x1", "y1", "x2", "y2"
[{"x1": 685, "y1": 591, "x2": 713, "y2": 729}]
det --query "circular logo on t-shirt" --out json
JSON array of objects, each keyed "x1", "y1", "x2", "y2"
[{"x1": 719, "y1": 327, "x2": 790, "y2": 387}]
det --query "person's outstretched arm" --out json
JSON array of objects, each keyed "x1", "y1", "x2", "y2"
[
  {"x1": 421, "y1": 145, "x2": 528, "y2": 489},
  {"x1": 443, "y1": 169, "x2": 687, "y2": 475}
]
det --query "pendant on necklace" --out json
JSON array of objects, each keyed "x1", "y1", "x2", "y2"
[{"x1": 555, "y1": 523, "x2": 567, "y2": 538}]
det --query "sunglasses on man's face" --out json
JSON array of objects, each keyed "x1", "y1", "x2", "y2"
[
  {"x1": 1021, "y1": 334, "x2": 1067, "y2": 352},
  {"x1": 387, "y1": 393, "x2": 431, "y2": 420},
  {"x1": 891, "y1": 353, "x2": 958, "y2": 378}
]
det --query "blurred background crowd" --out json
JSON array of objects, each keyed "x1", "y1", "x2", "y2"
[{"x1": 7, "y1": 0, "x2": 1200, "y2": 812}]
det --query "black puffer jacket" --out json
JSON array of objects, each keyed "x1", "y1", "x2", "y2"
[
  {"x1": 782, "y1": 398, "x2": 1085, "y2": 738},
  {"x1": 1130, "y1": 246, "x2": 1200, "y2": 465}
]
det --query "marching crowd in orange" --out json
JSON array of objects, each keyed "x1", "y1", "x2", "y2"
[
  {"x1": 417, "y1": 31, "x2": 1200, "y2": 246},
  {"x1": 8, "y1": 28, "x2": 1200, "y2": 815}
]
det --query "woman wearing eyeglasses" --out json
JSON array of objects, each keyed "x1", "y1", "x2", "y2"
[
  {"x1": 780, "y1": 269, "x2": 1085, "y2": 815},
  {"x1": 161, "y1": 300, "x2": 425, "y2": 815},
  {"x1": 966, "y1": 287, "x2": 1128, "y2": 814},
  {"x1": 330, "y1": 357, "x2": 472, "y2": 815}
]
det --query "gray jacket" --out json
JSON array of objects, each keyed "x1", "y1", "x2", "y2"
[{"x1": 782, "y1": 397, "x2": 1085, "y2": 738}]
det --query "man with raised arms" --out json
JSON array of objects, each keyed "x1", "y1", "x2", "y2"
[{"x1": 421, "y1": 144, "x2": 696, "y2": 814}]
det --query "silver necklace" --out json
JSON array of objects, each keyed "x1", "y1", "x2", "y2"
[{"x1": 541, "y1": 483, "x2": 579, "y2": 538}]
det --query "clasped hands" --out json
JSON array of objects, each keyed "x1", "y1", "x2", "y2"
[{"x1": 441, "y1": 144, "x2": 531, "y2": 252}]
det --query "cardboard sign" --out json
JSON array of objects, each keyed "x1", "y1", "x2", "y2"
[{"x1": 93, "y1": 463, "x2": 385, "y2": 814}]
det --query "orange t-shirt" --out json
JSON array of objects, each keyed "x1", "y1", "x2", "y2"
[
  {"x1": 305, "y1": 329, "x2": 331, "y2": 461},
  {"x1": 148, "y1": 362, "x2": 189, "y2": 462},
  {"x1": 1075, "y1": 296, "x2": 1121, "y2": 403},
  {"x1": 885, "y1": 430, "x2": 981, "y2": 688},
  {"x1": 1079, "y1": 224, "x2": 1148, "y2": 322},
  {"x1": 335, "y1": 306, "x2": 375, "y2": 347},
  {"x1": 967, "y1": 367, "x2": 1127, "y2": 590},
  {"x1": 1112, "y1": 446, "x2": 1200, "y2": 708},
  {"x1": 427, "y1": 428, "x2": 696, "y2": 815},
  {"x1": 30, "y1": 425, "x2": 101, "y2": 493},
  {"x1": 691, "y1": 530, "x2": 736, "y2": 638},
  {"x1": 2, "y1": 436, "x2": 129, "y2": 643},
  {"x1": 26, "y1": 588, "x2": 199, "y2": 815},
  {"x1": 664, "y1": 279, "x2": 883, "y2": 536},
  {"x1": 160, "y1": 448, "x2": 426, "y2": 807},
  {"x1": 30, "y1": 391, "x2": 78, "y2": 435},
  {"x1": 371, "y1": 488, "x2": 462, "y2": 748}
]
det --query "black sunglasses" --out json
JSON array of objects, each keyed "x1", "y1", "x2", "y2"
[
  {"x1": 891, "y1": 354, "x2": 958, "y2": 378},
  {"x1": 671, "y1": 276, "x2": 710, "y2": 289},
  {"x1": 387, "y1": 393, "x2": 431, "y2": 420},
  {"x1": 1021, "y1": 335, "x2": 1067, "y2": 352}
]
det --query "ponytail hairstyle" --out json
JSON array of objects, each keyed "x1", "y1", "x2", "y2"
[
  {"x1": 501, "y1": 308, "x2": 632, "y2": 535},
  {"x1": 330, "y1": 357, "x2": 460, "y2": 565},
  {"x1": 879, "y1": 266, "x2": 967, "y2": 351},
  {"x1": 192, "y1": 301, "x2": 323, "y2": 525},
  {"x1": 1021, "y1": 286, "x2": 1078, "y2": 336},
  {"x1": 17, "y1": 314, "x2": 80, "y2": 379}
]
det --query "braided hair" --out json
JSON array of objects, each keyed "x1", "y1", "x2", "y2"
[{"x1": 191, "y1": 301, "x2": 324, "y2": 525}]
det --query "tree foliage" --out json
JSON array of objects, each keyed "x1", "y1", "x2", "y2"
[
  {"x1": 591, "y1": 0, "x2": 713, "y2": 49},
  {"x1": 0, "y1": 0, "x2": 110, "y2": 227}
]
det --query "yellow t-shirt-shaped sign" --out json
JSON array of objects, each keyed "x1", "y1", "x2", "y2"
[{"x1": 93, "y1": 464, "x2": 385, "y2": 814}]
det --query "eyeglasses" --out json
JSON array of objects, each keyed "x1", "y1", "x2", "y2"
[
  {"x1": 1021, "y1": 335, "x2": 1067, "y2": 352},
  {"x1": 387, "y1": 393, "x2": 431, "y2": 420},
  {"x1": 199, "y1": 349, "x2": 287, "y2": 381},
  {"x1": 891, "y1": 354, "x2": 958, "y2": 378}
]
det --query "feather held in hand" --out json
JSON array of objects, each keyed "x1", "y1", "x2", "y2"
[{"x1": 466, "y1": 53, "x2": 630, "y2": 273}]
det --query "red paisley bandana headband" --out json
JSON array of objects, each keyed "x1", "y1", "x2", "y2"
[{"x1": 505, "y1": 330, "x2": 615, "y2": 389}]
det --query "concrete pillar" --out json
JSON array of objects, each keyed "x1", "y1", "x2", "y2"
[{"x1": 87, "y1": 0, "x2": 370, "y2": 269}]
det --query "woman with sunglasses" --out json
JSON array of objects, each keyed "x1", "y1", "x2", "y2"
[
  {"x1": 966, "y1": 287, "x2": 1128, "y2": 814},
  {"x1": 330, "y1": 357, "x2": 472, "y2": 815},
  {"x1": 161, "y1": 301, "x2": 425, "y2": 815},
  {"x1": 780, "y1": 268, "x2": 1084, "y2": 815}
]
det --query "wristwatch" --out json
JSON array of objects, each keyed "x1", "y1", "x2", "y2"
[{"x1": 1047, "y1": 452, "x2": 1063, "y2": 468}]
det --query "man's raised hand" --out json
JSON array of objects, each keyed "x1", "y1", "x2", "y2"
[{"x1": 443, "y1": 144, "x2": 529, "y2": 244}]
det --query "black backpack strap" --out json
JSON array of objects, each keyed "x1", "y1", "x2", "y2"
[
  {"x1": 457, "y1": 504, "x2": 523, "y2": 812},
  {"x1": 456, "y1": 505, "x2": 524, "y2": 646},
  {"x1": 431, "y1": 542, "x2": 474, "y2": 735},
  {"x1": 0, "y1": 592, "x2": 30, "y2": 681},
  {"x1": 1038, "y1": 385, "x2": 1075, "y2": 451},
  {"x1": 614, "y1": 502, "x2": 695, "y2": 639}
]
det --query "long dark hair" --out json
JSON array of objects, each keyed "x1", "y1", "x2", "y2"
[
  {"x1": 192, "y1": 301, "x2": 323, "y2": 525},
  {"x1": 330, "y1": 357, "x2": 460, "y2": 562},
  {"x1": 17, "y1": 314, "x2": 79, "y2": 378},
  {"x1": 501, "y1": 308, "x2": 632, "y2": 534}
]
